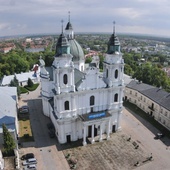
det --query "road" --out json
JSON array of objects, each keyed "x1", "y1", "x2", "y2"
[{"x1": 19, "y1": 85, "x2": 70, "y2": 170}]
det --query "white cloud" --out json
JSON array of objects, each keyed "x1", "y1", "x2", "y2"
[
  {"x1": 1, "y1": 0, "x2": 170, "y2": 36},
  {"x1": 0, "y1": 23, "x2": 10, "y2": 30},
  {"x1": 115, "y1": 8, "x2": 145, "y2": 20}
]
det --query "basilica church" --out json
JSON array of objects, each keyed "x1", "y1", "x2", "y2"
[{"x1": 39, "y1": 17, "x2": 124, "y2": 145}]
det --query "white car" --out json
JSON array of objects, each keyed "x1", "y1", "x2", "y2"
[
  {"x1": 23, "y1": 164, "x2": 36, "y2": 170},
  {"x1": 22, "y1": 158, "x2": 37, "y2": 166}
]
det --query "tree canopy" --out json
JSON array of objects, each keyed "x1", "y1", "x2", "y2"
[{"x1": 2, "y1": 124, "x2": 16, "y2": 156}]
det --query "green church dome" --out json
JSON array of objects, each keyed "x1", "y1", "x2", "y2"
[{"x1": 69, "y1": 39, "x2": 85, "y2": 61}]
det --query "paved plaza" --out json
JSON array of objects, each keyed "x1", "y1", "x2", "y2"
[
  {"x1": 18, "y1": 85, "x2": 170, "y2": 170},
  {"x1": 62, "y1": 132, "x2": 149, "y2": 170}
]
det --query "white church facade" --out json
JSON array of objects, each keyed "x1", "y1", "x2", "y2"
[{"x1": 39, "y1": 18, "x2": 124, "y2": 145}]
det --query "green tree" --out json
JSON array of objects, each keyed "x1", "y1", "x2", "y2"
[
  {"x1": 27, "y1": 78, "x2": 33, "y2": 87},
  {"x1": 9, "y1": 76, "x2": 20, "y2": 97},
  {"x1": 124, "y1": 64, "x2": 134, "y2": 76},
  {"x1": 2, "y1": 124, "x2": 16, "y2": 156},
  {"x1": 99, "y1": 54, "x2": 104, "y2": 70},
  {"x1": 85, "y1": 57, "x2": 92, "y2": 63}
]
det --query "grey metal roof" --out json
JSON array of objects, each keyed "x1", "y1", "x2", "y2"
[
  {"x1": 1, "y1": 71, "x2": 39, "y2": 86},
  {"x1": 0, "y1": 87, "x2": 17, "y2": 133},
  {"x1": 159, "y1": 94, "x2": 170, "y2": 111},
  {"x1": 74, "y1": 68, "x2": 85, "y2": 89},
  {"x1": 126, "y1": 80, "x2": 154, "y2": 92},
  {"x1": 126, "y1": 80, "x2": 170, "y2": 111},
  {"x1": 124, "y1": 74, "x2": 133, "y2": 85},
  {"x1": 141, "y1": 87, "x2": 169, "y2": 103}
]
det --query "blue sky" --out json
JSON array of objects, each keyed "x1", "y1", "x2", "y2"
[{"x1": 1, "y1": 0, "x2": 170, "y2": 37}]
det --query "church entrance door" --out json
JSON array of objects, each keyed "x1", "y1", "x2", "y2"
[
  {"x1": 88, "y1": 125, "x2": 92, "y2": 137},
  {"x1": 66, "y1": 135, "x2": 71, "y2": 143}
]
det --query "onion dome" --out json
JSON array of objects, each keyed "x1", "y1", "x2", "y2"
[
  {"x1": 55, "y1": 20, "x2": 70, "y2": 56},
  {"x1": 69, "y1": 39, "x2": 85, "y2": 61},
  {"x1": 107, "y1": 21, "x2": 120, "y2": 54}
]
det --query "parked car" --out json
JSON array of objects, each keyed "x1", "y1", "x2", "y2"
[
  {"x1": 23, "y1": 164, "x2": 36, "y2": 170},
  {"x1": 19, "y1": 105, "x2": 29, "y2": 114},
  {"x1": 155, "y1": 133, "x2": 164, "y2": 139},
  {"x1": 21, "y1": 153, "x2": 34, "y2": 160},
  {"x1": 22, "y1": 158, "x2": 37, "y2": 166}
]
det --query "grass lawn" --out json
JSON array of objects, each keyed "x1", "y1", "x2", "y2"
[
  {"x1": 20, "y1": 86, "x2": 28, "y2": 94},
  {"x1": 19, "y1": 119, "x2": 34, "y2": 142},
  {"x1": 24, "y1": 83, "x2": 39, "y2": 91}
]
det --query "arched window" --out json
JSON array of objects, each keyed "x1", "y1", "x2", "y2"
[
  {"x1": 90, "y1": 96, "x2": 95, "y2": 106},
  {"x1": 114, "y1": 93, "x2": 118, "y2": 102},
  {"x1": 63, "y1": 74, "x2": 68, "y2": 84},
  {"x1": 64, "y1": 101, "x2": 69, "y2": 110},
  {"x1": 106, "y1": 69, "x2": 108, "y2": 78},
  {"x1": 115, "y1": 69, "x2": 118, "y2": 79}
]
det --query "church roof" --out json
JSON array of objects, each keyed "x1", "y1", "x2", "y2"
[
  {"x1": 65, "y1": 22, "x2": 73, "y2": 30},
  {"x1": 108, "y1": 33, "x2": 120, "y2": 46},
  {"x1": 69, "y1": 39, "x2": 85, "y2": 61},
  {"x1": 56, "y1": 33, "x2": 69, "y2": 48},
  {"x1": 107, "y1": 33, "x2": 120, "y2": 54},
  {"x1": 74, "y1": 68, "x2": 85, "y2": 88}
]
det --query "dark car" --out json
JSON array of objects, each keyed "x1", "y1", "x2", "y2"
[
  {"x1": 19, "y1": 105, "x2": 29, "y2": 114},
  {"x1": 155, "y1": 133, "x2": 164, "y2": 139},
  {"x1": 21, "y1": 153, "x2": 34, "y2": 160}
]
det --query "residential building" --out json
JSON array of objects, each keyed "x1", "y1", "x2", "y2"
[
  {"x1": 40, "y1": 18, "x2": 124, "y2": 145},
  {"x1": 0, "y1": 87, "x2": 18, "y2": 146},
  {"x1": 125, "y1": 80, "x2": 170, "y2": 131},
  {"x1": 1, "y1": 65, "x2": 40, "y2": 86}
]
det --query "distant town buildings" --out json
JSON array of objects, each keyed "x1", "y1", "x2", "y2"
[
  {"x1": 22, "y1": 36, "x2": 51, "y2": 53},
  {"x1": 0, "y1": 43, "x2": 15, "y2": 53}
]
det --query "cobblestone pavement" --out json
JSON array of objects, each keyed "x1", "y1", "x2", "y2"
[{"x1": 63, "y1": 132, "x2": 148, "y2": 170}]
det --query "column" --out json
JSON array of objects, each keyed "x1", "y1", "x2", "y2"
[
  {"x1": 117, "y1": 111, "x2": 122, "y2": 131},
  {"x1": 83, "y1": 125, "x2": 87, "y2": 146},
  {"x1": 107, "y1": 120, "x2": 110, "y2": 140},
  {"x1": 91, "y1": 125, "x2": 95, "y2": 144},
  {"x1": 99, "y1": 124, "x2": 103, "y2": 142}
]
